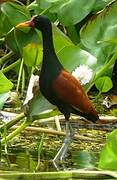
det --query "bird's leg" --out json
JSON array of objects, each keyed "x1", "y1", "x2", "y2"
[
  {"x1": 60, "y1": 121, "x2": 74, "y2": 160},
  {"x1": 53, "y1": 121, "x2": 74, "y2": 169}
]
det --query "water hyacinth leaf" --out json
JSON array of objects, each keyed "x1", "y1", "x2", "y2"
[
  {"x1": 52, "y1": 24, "x2": 72, "y2": 52},
  {"x1": 40, "y1": 0, "x2": 96, "y2": 26},
  {"x1": 1, "y1": 2, "x2": 30, "y2": 26},
  {"x1": 6, "y1": 28, "x2": 40, "y2": 54},
  {"x1": 57, "y1": 0, "x2": 96, "y2": 26},
  {"x1": 0, "y1": 92, "x2": 10, "y2": 109},
  {"x1": 23, "y1": 43, "x2": 43, "y2": 67},
  {"x1": 98, "y1": 38, "x2": 117, "y2": 45},
  {"x1": 5, "y1": 29, "x2": 19, "y2": 53},
  {"x1": 80, "y1": 0, "x2": 117, "y2": 69},
  {"x1": 15, "y1": 29, "x2": 40, "y2": 52},
  {"x1": 92, "y1": 0, "x2": 113, "y2": 12},
  {"x1": 99, "y1": 130, "x2": 117, "y2": 170},
  {"x1": 0, "y1": 71, "x2": 13, "y2": 93},
  {"x1": 58, "y1": 45, "x2": 97, "y2": 72},
  {"x1": 81, "y1": 1, "x2": 117, "y2": 48},
  {"x1": 95, "y1": 76, "x2": 113, "y2": 92},
  {"x1": 0, "y1": 12, "x2": 12, "y2": 37}
]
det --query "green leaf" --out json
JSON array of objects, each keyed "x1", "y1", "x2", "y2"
[
  {"x1": 1, "y1": 2, "x2": 30, "y2": 26},
  {"x1": 93, "y1": 0, "x2": 113, "y2": 12},
  {"x1": 80, "y1": 0, "x2": 117, "y2": 69},
  {"x1": 99, "y1": 130, "x2": 117, "y2": 170},
  {"x1": 52, "y1": 24, "x2": 72, "y2": 51},
  {"x1": 57, "y1": 0, "x2": 96, "y2": 26},
  {"x1": 0, "y1": 71, "x2": 13, "y2": 93},
  {"x1": 58, "y1": 45, "x2": 97, "y2": 72},
  {"x1": 0, "y1": 11, "x2": 12, "y2": 37},
  {"x1": 5, "y1": 29, "x2": 19, "y2": 53},
  {"x1": 40, "y1": 0, "x2": 96, "y2": 26},
  {"x1": 6, "y1": 28, "x2": 40, "y2": 54},
  {"x1": 23, "y1": 43, "x2": 42, "y2": 67},
  {"x1": 95, "y1": 76, "x2": 113, "y2": 92},
  {"x1": 0, "y1": 92, "x2": 10, "y2": 109}
]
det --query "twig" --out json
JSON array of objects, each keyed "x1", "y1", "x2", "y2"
[{"x1": 10, "y1": 125, "x2": 101, "y2": 142}]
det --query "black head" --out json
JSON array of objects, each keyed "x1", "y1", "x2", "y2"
[
  {"x1": 16, "y1": 15, "x2": 52, "y2": 32},
  {"x1": 30, "y1": 15, "x2": 52, "y2": 32}
]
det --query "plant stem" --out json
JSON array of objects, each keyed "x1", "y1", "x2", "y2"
[
  {"x1": 0, "y1": 170, "x2": 116, "y2": 179},
  {"x1": 0, "y1": 51, "x2": 14, "y2": 65},
  {"x1": 87, "y1": 50, "x2": 117, "y2": 92},
  {"x1": 36, "y1": 133, "x2": 45, "y2": 171},
  {"x1": 1, "y1": 119, "x2": 30, "y2": 145},
  {"x1": 21, "y1": 68, "x2": 25, "y2": 96},
  {"x1": 16, "y1": 59, "x2": 24, "y2": 92},
  {"x1": 1, "y1": 59, "x2": 21, "y2": 73},
  {"x1": 0, "y1": 110, "x2": 59, "y2": 144},
  {"x1": 0, "y1": 112, "x2": 25, "y2": 134},
  {"x1": 14, "y1": 0, "x2": 26, "y2": 7},
  {"x1": 40, "y1": 8, "x2": 51, "y2": 15},
  {"x1": 32, "y1": 109, "x2": 60, "y2": 121}
]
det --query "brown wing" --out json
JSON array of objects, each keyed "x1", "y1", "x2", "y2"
[{"x1": 53, "y1": 69, "x2": 98, "y2": 117}]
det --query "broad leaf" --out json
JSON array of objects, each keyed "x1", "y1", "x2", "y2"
[
  {"x1": 57, "y1": 0, "x2": 96, "y2": 26},
  {"x1": 1, "y1": 2, "x2": 30, "y2": 26},
  {"x1": 52, "y1": 24, "x2": 72, "y2": 51},
  {"x1": 23, "y1": 43, "x2": 42, "y2": 67},
  {"x1": 0, "y1": 11, "x2": 12, "y2": 37},
  {"x1": 58, "y1": 45, "x2": 97, "y2": 72},
  {"x1": 95, "y1": 76, "x2": 113, "y2": 92},
  {"x1": 0, "y1": 71, "x2": 13, "y2": 93},
  {"x1": 80, "y1": 0, "x2": 117, "y2": 70},
  {"x1": 99, "y1": 130, "x2": 117, "y2": 170},
  {"x1": 40, "y1": 0, "x2": 96, "y2": 26},
  {"x1": 6, "y1": 28, "x2": 40, "y2": 54},
  {"x1": 93, "y1": 0, "x2": 113, "y2": 12}
]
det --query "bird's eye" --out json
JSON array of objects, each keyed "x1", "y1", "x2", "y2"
[{"x1": 106, "y1": 101, "x2": 111, "y2": 108}]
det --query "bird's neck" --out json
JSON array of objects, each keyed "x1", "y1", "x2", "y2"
[
  {"x1": 41, "y1": 23, "x2": 63, "y2": 72},
  {"x1": 42, "y1": 25, "x2": 55, "y2": 56}
]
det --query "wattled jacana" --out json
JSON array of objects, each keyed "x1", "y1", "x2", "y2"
[{"x1": 16, "y1": 15, "x2": 99, "y2": 168}]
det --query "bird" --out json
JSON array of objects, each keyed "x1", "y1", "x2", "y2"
[
  {"x1": 103, "y1": 95, "x2": 117, "y2": 108},
  {"x1": 16, "y1": 15, "x2": 99, "y2": 168}
]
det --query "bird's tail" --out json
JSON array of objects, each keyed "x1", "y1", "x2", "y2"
[{"x1": 71, "y1": 107, "x2": 99, "y2": 123}]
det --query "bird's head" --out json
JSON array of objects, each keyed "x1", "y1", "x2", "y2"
[{"x1": 16, "y1": 15, "x2": 51, "y2": 32}]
